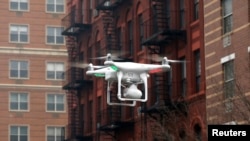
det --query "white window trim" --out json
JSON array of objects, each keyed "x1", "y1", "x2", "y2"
[
  {"x1": 9, "y1": 23, "x2": 30, "y2": 44},
  {"x1": 9, "y1": 124, "x2": 30, "y2": 141},
  {"x1": 45, "y1": 61, "x2": 65, "y2": 80},
  {"x1": 46, "y1": 125, "x2": 66, "y2": 141},
  {"x1": 9, "y1": 59, "x2": 30, "y2": 79},
  {"x1": 45, "y1": 25, "x2": 65, "y2": 45},
  {"x1": 9, "y1": 91, "x2": 30, "y2": 112},
  {"x1": 45, "y1": 93, "x2": 66, "y2": 113},
  {"x1": 220, "y1": 53, "x2": 235, "y2": 64},
  {"x1": 9, "y1": 0, "x2": 30, "y2": 12},
  {"x1": 45, "y1": 0, "x2": 65, "y2": 14}
]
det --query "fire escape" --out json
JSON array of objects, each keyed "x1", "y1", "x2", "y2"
[
  {"x1": 61, "y1": 6, "x2": 93, "y2": 141},
  {"x1": 95, "y1": 0, "x2": 135, "y2": 140},
  {"x1": 141, "y1": 0, "x2": 187, "y2": 140}
]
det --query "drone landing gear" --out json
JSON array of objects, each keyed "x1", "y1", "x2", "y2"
[
  {"x1": 117, "y1": 72, "x2": 148, "y2": 102},
  {"x1": 107, "y1": 81, "x2": 136, "y2": 107}
]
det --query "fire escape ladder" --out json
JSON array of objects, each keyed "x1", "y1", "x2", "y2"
[
  {"x1": 142, "y1": 0, "x2": 186, "y2": 46},
  {"x1": 66, "y1": 91, "x2": 80, "y2": 140},
  {"x1": 153, "y1": 0, "x2": 168, "y2": 31},
  {"x1": 61, "y1": 7, "x2": 91, "y2": 36},
  {"x1": 102, "y1": 10, "x2": 120, "y2": 54}
]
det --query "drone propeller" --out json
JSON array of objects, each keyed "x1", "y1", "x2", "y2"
[
  {"x1": 70, "y1": 62, "x2": 106, "y2": 69},
  {"x1": 90, "y1": 52, "x2": 127, "y2": 61},
  {"x1": 144, "y1": 55, "x2": 186, "y2": 64}
]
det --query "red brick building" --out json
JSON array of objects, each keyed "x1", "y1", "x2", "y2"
[
  {"x1": 205, "y1": 0, "x2": 250, "y2": 124},
  {"x1": 0, "y1": 0, "x2": 68, "y2": 141},
  {"x1": 62, "y1": 0, "x2": 206, "y2": 141}
]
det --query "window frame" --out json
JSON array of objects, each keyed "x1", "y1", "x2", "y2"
[
  {"x1": 46, "y1": 93, "x2": 65, "y2": 112},
  {"x1": 138, "y1": 14, "x2": 144, "y2": 50},
  {"x1": 9, "y1": 0, "x2": 29, "y2": 11},
  {"x1": 46, "y1": 26, "x2": 65, "y2": 45},
  {"x1": 9, "y1": 60, "x2": 29, "y2": 79},
  {"x1": 46, "y1": 0, "x2": 65, "y2": 13},
  {"x1": 179, "y1": 0, "x2": 185, "y2": 28},
  {"x1": 223, "y1": 60, "x2": 234, "y2": 98},
  {"x1": 222, "y1": 0, "x2": 233, "y2": 34},
  {"x1": 127, "y1": 20, "x2": 133, "y2": 56},
  {"x1": 193, "y1": 0, "x2": 199, "y2": 20},
  {"x1": 46, "y1": 62, "x2": 65, "y2": 80},
  {"x1": 181, "y1": 57, "x2": 187, "y2": 96},
  {"x1": 221, "y1": 53, "x2": 235, "y2": 112},
  {"x1": 46, "y1": 126, "x2": 65, "y2": 141},
  {"x1": 9, "y1": 92, "x2": 29, "y2": 112},
  {"x1": 9, "y1": 125, "x2": 29, "y2": 141},
  {"x1": 9, "y1": 24, "x2": 29, "y2": 43},
  {"x1": 194, "y1": 50, "x2": 201, "y2": 92}
]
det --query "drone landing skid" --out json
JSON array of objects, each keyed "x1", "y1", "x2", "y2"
[{"x1": 117, "y1": 72, "x2": 148, "y2": 102}]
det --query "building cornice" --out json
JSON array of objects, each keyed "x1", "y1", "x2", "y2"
[
  {"x1": 0, "y1": 46, "x2": 68, "y2": 56},
  {"x1": 0, "y1": 83, "x2": 63, "y2": 90}
]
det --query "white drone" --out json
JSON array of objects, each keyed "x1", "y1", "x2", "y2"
[{"x1": 72, "y1": 53, "x2": 184, "y2": 106}]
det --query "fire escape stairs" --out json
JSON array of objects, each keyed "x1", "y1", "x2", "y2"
[
  {"x1": 61, "y1": 8, "x2": 91, "y2": 36},
  {"x1": 96, "y1": 0, "x2": 121, "y2": 55},
  {"x1": 142, "y1": 0, "x2": 186, "y2": 46},
  {"x1": 101, "y1": 11, "x2": 120, "y2": 54}
]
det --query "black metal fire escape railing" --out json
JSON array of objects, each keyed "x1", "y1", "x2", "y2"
[
  {"x1": 61, "y1": 5, "x2": 93, "y2": 141},
  {"x1": 97, "y1": 107, "x2": 134, "y2": 131},
  {"x1": 61, "y1": 8, "x2": 91, "y2": 36},
  {"x1": 95, "y1": 0, "x2": 123, "y2": 55},
  {"x1": 142, "y1": 0, "x2": 186, "y2": 47},
  {"x1": 141, "y1": 0, "x2": 186, "y2": 113}
]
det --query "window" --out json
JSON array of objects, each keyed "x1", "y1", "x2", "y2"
[
  {"x1": 46, "y1": 0, "x2": 64, "y2": 13},
  {"x1": 180, "y1": 0, "x2": 185, "y2": 28},
  {"x1": 10, "y1": 125, "x2": 28, "y2": 141},
  {"x1": 47, "y1": 126, "x2": 65, "y2": 141},
  {"x1": 88, "y1": 101, "x2": 93, "y2": 132},
  {"x1": 195, "y1": 50, "x2": 201, "y2": 92},
  {"x1": 46, "y1": 26, "x2": 64, "y2": 45},
  {"x1": 46, "y1": 62, "x2": 64, "y2": 80},
  {"x1": 181, "y1": 58, "x2": 186, "y2": 96},
  {"x1": 194, "y1": 0, "x2": 199, "y2": 20},
  {"x1": 138, "y1": 14, "x2": 144, "y2": 49},
  {"x1": 10, "y1": 24, "x2": 28, "y2": 43},
  {"x1": 128, "y1": 20, "x2": 133, "y2": 55},
  {"x1": 223, "y1": 60, "x2": 234, "y2": 112},
  {"x1": 10, "y1": 60, "x2": 28, "y2": 79},
  {"x1": 10, "y1": 0, "x2": 28, "y2": 11},
  {"x1": 222, "y1": 0, "x2": 232, "y2": 34},
  {"x1": 47, "y1": 94, "x2": 65, "y2": 112},
  {"x1": 117, "y1": 27, "x2": 122, "y2": 50},
  {"x1": 10, "y1": 92, "x2": 28, "y2": 111},
  {"x1": 166, "y1": 0, "x2": 171, "y2": 27},
  {"x1": 223, "y1": 60, "x2": 234, "y2": 98},
  {"x1": 221, "y1": 54, "x2": 235, "y2": 112},
  {"x1": 194, "y1": 124, "x2": 202, "y2": 141}
]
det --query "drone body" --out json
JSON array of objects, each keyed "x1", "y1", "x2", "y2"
[{"x1": 79, "y1": 53, "x2": 181, "y2": 106}]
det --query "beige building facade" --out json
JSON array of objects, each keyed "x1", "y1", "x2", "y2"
[{"x1": 0, "y1": 0, "x2": 68, "y2": 141}]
